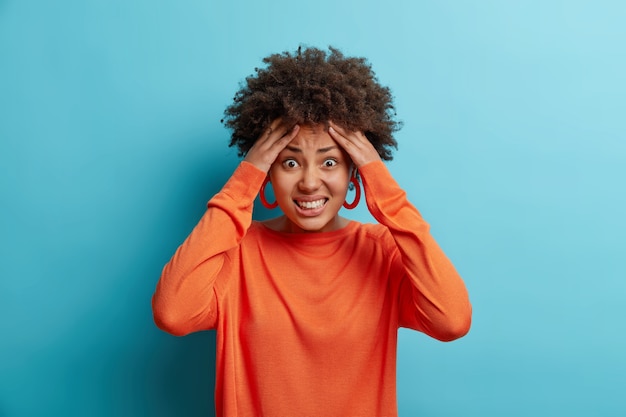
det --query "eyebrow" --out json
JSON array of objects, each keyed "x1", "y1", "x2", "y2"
[{"x1": 285, "y1": 145, "x2": 339, "y2": 154}]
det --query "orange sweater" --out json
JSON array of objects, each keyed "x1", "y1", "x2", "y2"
[{"x1": 153, "y1": 160, "x2": 471, "y2": 417}]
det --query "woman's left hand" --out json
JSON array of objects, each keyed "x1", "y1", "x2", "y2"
[{"x1": 328, "y1": 122, "x2": 381, "y2": 168}]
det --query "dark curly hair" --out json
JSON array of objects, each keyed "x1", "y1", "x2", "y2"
[{"x1": 222, "y1": 46, "x2": 401, "y2": 161}]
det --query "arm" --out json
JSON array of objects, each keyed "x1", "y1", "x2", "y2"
[
  {"x1": 153, "y1": 120, "x2": 299, "y2": 336},
  {"x1": 152, "y1": 161, "x2": 265, "y2": 336},
  {"x1": 329, "y1": 123, "x2": 471, "y2": 341},
  {"x1": 359, "y1": 161, "x2": 472, "y2": 341}
]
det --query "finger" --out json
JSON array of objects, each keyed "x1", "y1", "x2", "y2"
[
  {"x1": 253, "y1": 121, "x2": 290, "y2": 156},
  {"x1": 259, "y1": 118, "x2": 284, "y2": 143},
  {"x1": 270, "y1": 123, "x2": 300, "y2": 151},
  {"x1": 329, "y1": 122, "x2": 366, "y2": 145},
  {"x1": 245, "y1": 119, "x2": 287, "y2": 170},
  {"x1": 329, "y1": 122, "x2": 380, "y2": 167},
  {"x1": 328, "y1": 124, "x2": 362, "y2": 152},
  {"x1": 266, "y1": 119, "x2": 298, "y2": 144},
  {"x1": 244, "y1": 123, "x2": 299, "y2": 172}
]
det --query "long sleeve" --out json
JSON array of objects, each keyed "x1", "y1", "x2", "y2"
[
  {"x1": 359, "y1": 161, "x2": 472, "y2": 341},
  {"x1": 152, "y1": 161, "x2": 266, "y2": 336}
]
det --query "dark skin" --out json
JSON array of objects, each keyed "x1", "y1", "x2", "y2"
[{"x1": 244, "y1": 119, "x2": 382, "y2": 174}]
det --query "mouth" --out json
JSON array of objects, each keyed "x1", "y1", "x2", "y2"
[
  {"x1": 294, "y1": 198, "x2": 328, "y2": 210},
  {"x1": 293, "y1": 198, "x2": 328, "y2": 216}
]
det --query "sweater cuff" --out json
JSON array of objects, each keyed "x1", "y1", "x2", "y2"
[
  {"x1": 358, "y1": 160, "x2": 427, "y2": 226},
  {"x1": 210, "y1": 161, "x2": 267, "y2": 206},
  {"x1": 358, "y1": 160, "x2": 401, "y2": 198}
]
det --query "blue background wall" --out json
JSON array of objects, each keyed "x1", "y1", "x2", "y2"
[{"x1": 1, "y1": 1, "x2": 625, "y2": 416}]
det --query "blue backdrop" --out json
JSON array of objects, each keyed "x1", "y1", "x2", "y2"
[{"x1": 1, "y1": 1, "x2": 625, "y2": 416}]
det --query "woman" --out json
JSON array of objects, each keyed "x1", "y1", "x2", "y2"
[{"x1": 153, "y1": 46, "x2": 471, "y2": 416}]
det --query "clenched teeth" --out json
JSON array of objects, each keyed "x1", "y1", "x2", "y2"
[{"x1": 296, "y1": 199, "x2": 326, "y2": 209}]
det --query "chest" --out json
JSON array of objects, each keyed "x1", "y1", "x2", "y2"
[{"x1": 234, "y1": 239, "x2": 399, "y2": 348}]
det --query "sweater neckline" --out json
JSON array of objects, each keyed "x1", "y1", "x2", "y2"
[{"x1": 253, "y1": 220, "x2": 359, "y2": 242}]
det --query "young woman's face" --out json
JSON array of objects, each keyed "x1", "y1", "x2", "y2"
[{"x1": 269, "y1": 125, "x2": 352, "y2": 233}]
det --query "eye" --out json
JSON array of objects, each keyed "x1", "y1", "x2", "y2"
[
  {"x1": 282, "y1": 158, "x2": 300, "y2": 169},
  {"x1": 322, "y1": 159, "x2": 338, "y2": 168}
]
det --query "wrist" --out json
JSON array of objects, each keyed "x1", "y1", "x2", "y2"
[{"x1": 243, "y1": 155, "x2": 271, "y2": 173}]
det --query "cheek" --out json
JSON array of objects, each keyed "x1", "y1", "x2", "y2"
[
  {"x1": 268, "y1": 173, "x2": 292, "y2": 199},
  {"x1": 329, "y1": 173, "x2": 351, "y2": 194}
]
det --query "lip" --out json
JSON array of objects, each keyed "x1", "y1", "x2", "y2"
[
  {"x1": 294, "y1": 194, "x2": 327, "y2": 201},
  {"x1": 293, "y1": 197, "x2": 328, "y2": 217}
]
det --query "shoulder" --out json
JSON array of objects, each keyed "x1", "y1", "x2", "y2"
[
  {"x1": 245, "y1": 221, "x2": 268, "y2": 240},
  {"x1": 353, "y1": 222, "x2": 398, "y2": 253},
  {"x1": 357, "y1": 222, "x2": 386, "y2": 237}
]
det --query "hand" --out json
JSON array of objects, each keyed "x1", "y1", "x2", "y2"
[
  {"x1": 327, "y1": 122, "x2": 381, "y2": 168},
  {"x1": 244, "y1": 119, "x2": 300, "y2": 173}
]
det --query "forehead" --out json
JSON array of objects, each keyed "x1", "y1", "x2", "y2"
[{"x1": 288, "y1": 125, "x2": 336, "y2": 149}]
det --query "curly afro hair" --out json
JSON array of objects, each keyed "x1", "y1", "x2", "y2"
[{"x1": 222, "y1": 46, "x2": 401, "y2": 161}]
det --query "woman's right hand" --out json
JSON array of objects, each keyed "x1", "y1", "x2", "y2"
[{"x1": 243, "y1": 119, "x2": 300, "y2": 173}]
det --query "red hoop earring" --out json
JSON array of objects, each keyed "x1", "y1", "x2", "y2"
[
  {"x1": 260, "y1": 177, "x2": 279, "y2": 209},
  {"x1": 343, "y1": 172, "x2": 361, "y2": 210}
]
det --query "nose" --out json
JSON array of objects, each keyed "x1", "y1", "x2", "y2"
[{"x1": 298, "y1": 166, "x2": 322, "y2": 192}]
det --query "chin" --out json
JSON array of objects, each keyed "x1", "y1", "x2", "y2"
[{"x1": 293, "y1": 222, "x2": 327, "y2": 233}]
